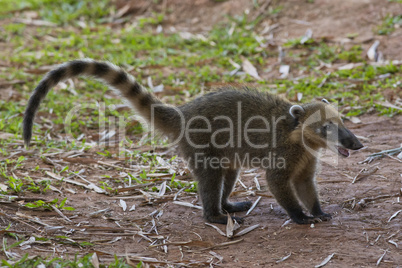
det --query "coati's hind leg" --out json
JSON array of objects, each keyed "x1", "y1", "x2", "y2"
[
  {"x1": 293, "y1": 173, "x2": 331, "y2": 221},
  {"x1": 266, "y1": 169, "x2": 319, "y2": 224},
  {"x1": 221, "y1": 169, "x2": 252, "y2": 213},
  {"x1": 191, "y1": 166, "x2": 243, "y2": 224}
]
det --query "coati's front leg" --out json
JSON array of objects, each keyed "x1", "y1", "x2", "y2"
[
  {"x1": 266, "y1": 169, "x2": 320, "y2": 224},
  {"x1": 193, "y1": 166, "x2": 244, "y2": 224},
  {"x1": 293, "y1": 172, "x2": 331, "y2": 221},
  {"x1": 221, "y1": 169, "x2": 252, "y2": 213}
]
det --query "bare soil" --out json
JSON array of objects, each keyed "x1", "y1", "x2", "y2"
[
  {"x1": 1, "y1": 0, "x2": 402, "y2": 267},
  {"x1": 2, "y1": 115, "x2": 401, "y2": 266}
]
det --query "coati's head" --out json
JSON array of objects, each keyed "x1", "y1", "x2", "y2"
[{"x1": 289, "y1": 99, "x2": 363, "y2": 157}]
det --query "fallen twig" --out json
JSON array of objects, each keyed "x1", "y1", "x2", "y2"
[
  {"x1": 387, "y1": 210, "x2": 402, "y2": 223},
  {"x1": 352, "y1": 166, "x2": 379, "y2": 184},
  {"x1": 351, "y1": 189, "x2": 402, "y2": 210},
  {"x1": 360, "y1": 147, "x2": 402, "y2": 164},
  {"x1": 50, "y1": 205, "x2": 72, "y2": 223},
  {"x1": 234, "y1": 224, "x2": 260, "y2": 237},
  {"x1": 46, "y1": 171, "x2": 106, "y2": 194},
  {"x1": 315, "y1": 253, "x2": 335, "y2": 268},
  {"x1": 172, "y1": 201, "x2": 202, "y2": 210},
  {"x1": 205, "y1": 223, "x2": 226, "y2": 237},
  {"x1": 200, "y1": 239, "x2": 244, "y2": 251},
  {"x1": 376, "y1": 250, "x2": 388, "y2": 266},
  {"x1": 246, "y1": 196, "x2": 261, "y2": 215},
  {"x1": 276, "y1": 252, "x2": 292, "y2": 264}
]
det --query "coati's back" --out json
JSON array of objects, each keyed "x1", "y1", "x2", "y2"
[{"x1": 176, "y1": 90, "x2": 297, "y2": 162}]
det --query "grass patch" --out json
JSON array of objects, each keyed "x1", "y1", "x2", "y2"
[
  {"x1": 0, "y1": 253, "x2": 132, "y2": 267},
  {"x1": 377, "y1": 14, "x2": 402, "y2": 35},
  {"x1": 0, "y1": 2, "x2": 400, "y2": 147},
  {"x1": 0, "y1": 7, "x2": 400, "y2": 144},
  {"x1": 0, "y1": 0, "x2": 114, "y2": 25}
]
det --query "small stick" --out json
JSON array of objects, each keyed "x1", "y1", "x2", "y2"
[
  {"x1": 50, "y1": 205, "x2": 72, "y2": 223},
  {"x1": 352, "y1": 166, "x2": 379, "y2": 184},
  {"x1": 246, "y1": 196, "x2": 261, "y2": 215},
  {"x1": 315, "y1": 253, "x2": 335, "y2": 268},
  {"x1": 376, "y1": 250, "x2": 388, "y2": 266}
]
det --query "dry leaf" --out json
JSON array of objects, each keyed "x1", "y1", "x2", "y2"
[
  {"x1": 388, "y1": 240, "x2": 398, "y2": 248},
  {"x1": 172, "y1": 201, "x2": 202, "y2": 210},
  {"x1": 367, "y1": 40, "x2": 380, "y2": 61},
  {"x1": 279, "y1": 65, "x2": 290, "y2": 78},
  {"x1": 234, "y1": 224, "x2": 260, "y2": 237},
  {"x1": 209, "y1": 251, "x2": 223, "y2": 262},
  {"x1": 315, "y1": 253, "x2": 335, "y2": 268},
  {"x1": 107, "y1": 237, "x2": 122, "y2": 244},
  {"x1": 158, "y1": 181, "x2": 166, "y2": 196},
  {"x1": 0, "y1": 183, "x2": 8, "y2": 191},
  {"x1": 0, "y1": 133, "x2": 15, "y2": 140},
  {"x1": 205, "y1": 223, "x2": 226, "y2": 237},
  {"x1": 352, "y1": 166, "x2": 379, "y2": 184},
  {"x1": 241, "y1": 56, "x2": 262, "y2": 80},
  {"x1": 276, "y1": 252, "x2": 291, "y2": 263},
  {"x1": 246, "y1": 196, "x2": 262, "y2": 215},
  {"x1": 119, "y1": 199, "x2": 127, "y2": 211},
  {"x1": 91, "y1": 252, "x2": 100, "y2": 268},
  {"x1": 387, "y1": 209, "x2": 402, "y2": 222},
  {"x1": 14, "y1": 18, "x2": 56, "y2": 27},
  {"x1": 376, "y1": 250, "x2": 387, "y2": 266},
  {"x1": 297, "y1": 92, "x2": 303, "y2": 101},
  {"x1": 300, "y1": 28, "x2": 313, "y2": 44},
  {"x1": 226, "y1": 213, "x2": 234, "y2": 238},
  {"x1": 349, "y1": 116, "x2": 361, "y2": 124},
  {"x1": 375, "y1": 101, "x2": 402, "y2": 111},
  {"x1": 114, "y1": 4, "x2": 130, "y2": 18}
]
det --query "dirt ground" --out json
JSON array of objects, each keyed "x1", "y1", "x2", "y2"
[
  {"x1": 3, "y1": 114, "x2": 401, "y2": 267},
  {"x1": 1, "y1": 0, "x2": 402, "y2": 267}
]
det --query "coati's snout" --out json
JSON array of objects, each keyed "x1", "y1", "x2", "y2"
[{"x1": 336, "y1": 127, "x2": 364, "y2": 156}]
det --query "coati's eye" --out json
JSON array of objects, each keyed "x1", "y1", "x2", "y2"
[
  {"x1": 322, "y1": 123, "x2": 331, "y2": 135},
  {"x1": 324, "y1": 121, "x2": 334, "y2": 129}
]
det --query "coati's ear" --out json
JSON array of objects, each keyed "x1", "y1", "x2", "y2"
[
  {"x1": 289, "y1": 105, "x2": 305, "y2": 119},
  {"x1": 322, "y1": 98, "x2": 330, "y2": 104}
]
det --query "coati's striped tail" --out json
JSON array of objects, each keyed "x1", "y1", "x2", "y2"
[{"x1": 23, "y1": 59, "x2": 178, "y2": 146}]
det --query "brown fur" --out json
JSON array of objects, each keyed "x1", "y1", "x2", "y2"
[{"x1": 23, "y1": 59, "x2": 363, "y2": 224}]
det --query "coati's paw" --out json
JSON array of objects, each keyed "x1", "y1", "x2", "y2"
[
  {"x1": 206, "y1": 214, "x2": 244, "y2": 224},
  {"x1": 231, "y1": 216, "x2": 245, "y2": 224},
  {"x1": 292, "y1": 215, "x2": 323, "y2": 224},
  {"x1": 316, "y1": 213, "x2": 332, "y2": 221},
  {"x1": 222, "y1": 201, "x2": 252, "y2": 213}
]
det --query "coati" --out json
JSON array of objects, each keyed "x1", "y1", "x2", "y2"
[{"x1": 23, "y1": 59, "x2": 364, "y2": 224}]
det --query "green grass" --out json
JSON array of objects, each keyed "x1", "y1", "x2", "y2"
[
  {"x1": 0, "y1": 253, "x2": 133, "y2": 267},
  {"x1": 0, "y1": 0, "x2": 399, "y2": 151},
  {"x1": 0, "y1": 0, "x2": 400, "y2": 147},
  {"x1": 0, "y1": 0, "x2": 114, "y2": 25},
  {"x1": 388, "y1": 0, "x2": 402, "y2": 3},
  {"x1": 377, "y1": 14, "x2": 402, "y2": 35}
]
